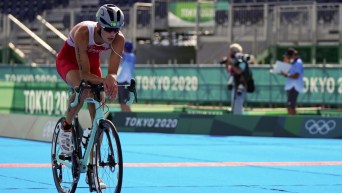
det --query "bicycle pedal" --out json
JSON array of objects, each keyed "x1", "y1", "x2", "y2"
[{"x1": 59, "y1": 154, "x2": 71, "y2": 161}]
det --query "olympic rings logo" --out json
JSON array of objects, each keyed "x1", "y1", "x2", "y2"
[{"x1": 305, "y1": 119, "x2": 336, "y2": 135}]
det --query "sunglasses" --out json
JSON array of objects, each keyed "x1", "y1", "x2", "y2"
[{"x1": 103, "y1": 27, "x2": 120, "y2": 33}]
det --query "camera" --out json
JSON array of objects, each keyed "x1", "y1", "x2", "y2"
[{"x1": 231, "y1": 53, "x2": 253, "y2": 65}]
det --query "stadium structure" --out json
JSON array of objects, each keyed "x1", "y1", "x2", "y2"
[{"x1": 0, "y1": 0, "x2": 341, "y2": 66}]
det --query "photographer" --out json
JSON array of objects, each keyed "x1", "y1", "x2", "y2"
[{"x1": 222, "y1": 43, "x2": 254, "y2": 115}]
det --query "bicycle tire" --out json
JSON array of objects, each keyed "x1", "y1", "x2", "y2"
[
  {"x1": 92, "y1": 119, "x2": 123, "y2": 193},
  {"x1": 51, "y1": 117, "x2": 79, "y2": 193}
]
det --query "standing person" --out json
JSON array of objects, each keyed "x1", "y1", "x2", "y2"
[
  {"x1": 117, "y1": 41, "x2": 136, "y2": 112},
  {"x1": 281, "y1": 48, "x2": 304, "y2": 115},
  {"x1": 55, "y1": 4, "x2": 125, "y2": 156},
  {"x1": 225, "y1": 43, "x2": 254, "y2": 115}
]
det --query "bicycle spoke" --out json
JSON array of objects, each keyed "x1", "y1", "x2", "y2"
[
  {"x1": 51, "y1": 80, "x2": 131, "y2": 193},
  {"x1": 51, "y1": 118, "x2": 79, "y2": 193},
  {"x1": 93, "y1": 120, "x2": 123, "y2": 193}
]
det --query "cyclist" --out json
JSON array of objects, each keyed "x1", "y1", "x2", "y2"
[{"x1": 56, "y1": 4, "x2": 125, "y2": 156}]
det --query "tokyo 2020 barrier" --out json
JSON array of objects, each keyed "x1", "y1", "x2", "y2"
[
  {"x1": 110, "y1": 112, "x2": 342, "y2": 139},
  {"x1": 1, "y1": 65, "x2": 342, "y2": 117},
  {"x1": 1, "y1": 112, "x2": 342, "y2": 142}
]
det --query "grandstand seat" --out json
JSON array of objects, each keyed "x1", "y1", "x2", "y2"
[
  {"x1": 123, "y1": 9, "x2": 130, "y2": 25},
  {"x1": 280, "y1": 11, "x2": 299, "y2": 24},
  {"x1": 155, "y1": 1, "x2": 167, "y2": 18},
  {"x1": 54, "y1": 0, "x2": 61, "y2": 6},
  {"x1": 62, "y1": 0, "x2": 69, "y2": 7},
  {"x1": 137, "y1": 9, "x2": 150, "y2": 26},
  {"x1": 5, "y1": 1, "x2": 13, "y2": 14},
  {"x1": 63, "y1": 14, "x2": 71, "y2": 28},
  {"x1": 99, "y1": 0, "x2": 121, "y2": 6},
  {"x1": 45, "y1": 0, "x2": 54, "y2": 10},
  {"x1": 0, "y1": 0, "x2": 71, "y2": 22},
  {"x1": 27, "y1": 7, "x2": 37, "y2": 22},
  {"x1": 250, "y1": 9, "x2": 263, "y2": 24},
  {"x1": 215, "y1": 10, "x2": 228, "y2": 25},
  {"x1": 0, "y1": 1, "x2": 4, "y2": 8},
  {"x1": 317, "y1": 0, "x2": 341, "y2": 2},
  {"x1": 74, "y1": 14, "x2": 84, "y2": 24},
  {"x1": 128, "y1": 0, "x2": 136, "y2": 6},
  {"x1": 234, "y1": 10, "x2": 249, "y2": 25},
  {"x1": 16, "y1": 3, "x2": 27, "y2": 21},
  {"x1": 318, "y1": 10, "x2": 337, "y2": 23}
]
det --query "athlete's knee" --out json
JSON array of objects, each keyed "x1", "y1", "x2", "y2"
[{"x1": 68, "y1": 92, "x2": 76, "y2": 102}]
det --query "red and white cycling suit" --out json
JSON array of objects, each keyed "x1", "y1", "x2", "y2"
[{"x1": 56, "y1": 21, "x2": 113, "y2": 82}]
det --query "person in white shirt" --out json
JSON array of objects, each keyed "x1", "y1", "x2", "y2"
[{"x1": 281, "y1": 48, "x2": 304, "y2": 115}]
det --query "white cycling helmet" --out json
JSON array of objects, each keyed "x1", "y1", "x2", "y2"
[{"x1": 96, "y1": 4, "x2": 124, "y2": 29}]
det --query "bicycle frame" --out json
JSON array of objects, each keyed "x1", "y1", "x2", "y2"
[
  {"x1": 55, "y1": 79, "x2": 137, "y2": 172},
  {"x1": 52, "y1": 79, "x2": 136, "y2": 193},
  {"x1": 56, "y1": 96, "x2": 105, "y2": 173}
]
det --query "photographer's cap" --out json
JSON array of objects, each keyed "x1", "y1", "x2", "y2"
[{"x1": 125, "y1": 41, "x2": 133, "y2": 53}]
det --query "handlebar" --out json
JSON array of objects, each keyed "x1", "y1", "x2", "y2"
[
  {"x1": 70, "y1": 78, "x2": 138, "y2": 108},
  {"x1": 121, "y1": 78, "x2": 138, "y2": 105}
]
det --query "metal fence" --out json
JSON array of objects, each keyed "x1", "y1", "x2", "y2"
[
  {"x1": 1, "y1": 65, "x2": 342, "y2": 115},
  {"x1": 230, "y1": 2, "x2": 342, "y2": 64}
]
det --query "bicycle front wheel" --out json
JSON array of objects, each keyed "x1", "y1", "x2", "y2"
[
  {"x1": 92, "y1": 119, "x2": 123, "y2": 193},
  {"x1": 51, "y1": 117, "x2": 79, "y2": 193}
]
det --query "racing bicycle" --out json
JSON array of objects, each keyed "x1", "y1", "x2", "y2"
[{"x1": 51, "y1": 79, "x2": 137, "y2": 193}]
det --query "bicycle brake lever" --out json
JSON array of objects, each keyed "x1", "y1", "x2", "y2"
[
  {"x1": 130, "y1": 79, "x2": 138, "y2": 103},
  {"x1": 124, "y1": 79, "x2": 138, "y2": 104}
]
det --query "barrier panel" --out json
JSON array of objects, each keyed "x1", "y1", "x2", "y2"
[
  {"x1": 1, "y1": 112, "x2": 341, "y2": 142},
  {"x1": 0, "y1": 113, "x2": 59, "y2": 142},
  {"x1": 110, "y1": 112, "x2": 342, "y2": 139},
  {"x1": 0, "y1": 110, "x2": 101, "y2": 142},
  {"x1": 1, "y1": 65, "x2": 342, "y2": 116}
]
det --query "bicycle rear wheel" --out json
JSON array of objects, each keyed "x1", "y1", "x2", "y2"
[
  {"x1": 92, "y1": 119, "x2": 123, "y2": 193},
  {"x1": 51, "y1": 117, "x2": 79, "y2": 193}
]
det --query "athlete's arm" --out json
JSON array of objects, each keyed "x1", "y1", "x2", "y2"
[
  {"x1": 104, "y1": 32, "x2": 125, "y2": 100},
  {"x1": 73, "y1": 24, "x2": 104, "y2": 84},
  {"x1": 231, "y1": 64, "x2": 243, "y2": 75}
]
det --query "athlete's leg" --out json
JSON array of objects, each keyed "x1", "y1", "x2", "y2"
[
  {"x1": 118, "y1": 82, "x2": 131, "y2": 112},
  {"x1": 286, "y1": 88, "x2": 298, "y2": 115},
  {"x1": 64, "y1": 70, "x2": 84, "y2": 124},
  {"x1": 56, "y1": 69, "x2": 82, "y2": 155},
  {"x1": 233, "y1": 91, "x2": 245, "y2": 115},
  {"x1": 88, "y1": 104, "x2": 95, "y2": 121}
]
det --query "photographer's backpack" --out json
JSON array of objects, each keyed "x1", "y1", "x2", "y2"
[{"x1": 245, "y1": 64, "x2": 255, "y2": 93}]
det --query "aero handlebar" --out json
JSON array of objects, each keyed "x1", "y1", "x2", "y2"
[{"x1": 70, "y1": 78, "x2": 137, "y2": 108}]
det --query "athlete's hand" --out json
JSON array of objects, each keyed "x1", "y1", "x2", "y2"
[{"x1": 103, "y1": 74, "x2": 118, "y2": 100}]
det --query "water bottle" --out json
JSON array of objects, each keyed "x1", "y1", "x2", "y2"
[{"x1": 82, "y1": 128, "x2": 91, "y2": 148}]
